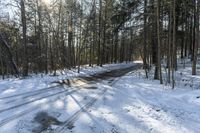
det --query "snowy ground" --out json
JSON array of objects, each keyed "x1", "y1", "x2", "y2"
[
  {"x1": 0, "y1": 61, "x2": 200, "y2": 133},
  {"x1": 0, "y1": 62, "x2": 136, "y2": 97},
  {"x1": 71, "y1": 71, "x2": 200, "y2": 133}
]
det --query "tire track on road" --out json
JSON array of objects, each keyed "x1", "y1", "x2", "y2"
[
  {"x1": 0, "y1": 88, "x2": 80, "y2": 127},
  {"x1": 51, "y1": 64, "x2": 142, "y2": 133}
]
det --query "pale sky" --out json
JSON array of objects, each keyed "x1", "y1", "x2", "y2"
[
  {"x1": 42, "y1": 0, "x2": 51, "y2": 5},
  {"x1": 0, "y1": 0, "x2": 52, "y2": 19}
]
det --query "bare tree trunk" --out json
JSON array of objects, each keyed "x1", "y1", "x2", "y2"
[
  {"x1": 20, "y1": 0, "x2": 28, "y2": 76},
  {"x1": 143, "y1": 0, "x2": 148, "y2": 78},
  {"x1": 45, "y1": 34, "x2": 48, "y2": 74},
  {"x1": 68, "y1": 8, "x2": 73, "y2": 68},
  {"x1": 172, "y1": 0, "x2": 176, "y2": 89},
  {"x1": 98, "y1": 0, "x2": 102, "y2": 66},
  {"x1": 192, "y1": 0, "x2": 199, "y2": 75},
  {"x1": 114, "y1": 32, "x2": 118, "y2": 63},
  {"x1": 168, "y1": 3, "x2": 172, "y2": 84},
  {"x1": 0, "y1": 52, "x2": 4, "y2": 79},
  {"x1": 157, "y1": 0, "x2": 163, "y2": 84}
]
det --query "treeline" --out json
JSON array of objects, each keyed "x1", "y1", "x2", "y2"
[
  {"x1": 0, "y1": 0, "x2": 199, "y2": 88},
  {"x1": 141, "y1": 0, "x2": 200, "y2": 88},
  {"x1": 0, "y1": 0, "x2": 139, "y2": 78}
]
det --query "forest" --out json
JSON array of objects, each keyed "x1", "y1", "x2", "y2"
[{"x1": 0, "y1": 0, "x2": 198, "y2": 85}]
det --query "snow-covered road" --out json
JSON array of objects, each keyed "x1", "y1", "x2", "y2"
[
  {"x1": 0, "y1": 63, "x2": 141, "y2": 133},
  {"x1": 0, "y1": 62, "x2": 200, "y2": 133}
]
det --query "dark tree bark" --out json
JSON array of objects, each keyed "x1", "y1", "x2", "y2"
[{"x1": 20, "y1": 0, "x2": 29, "y2": 76}]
